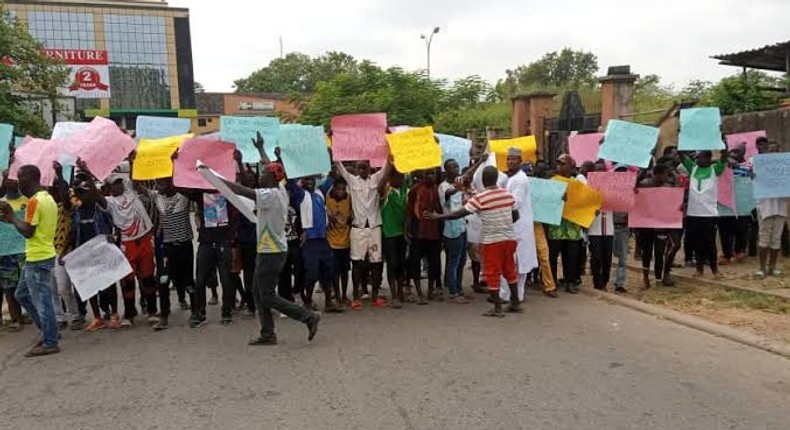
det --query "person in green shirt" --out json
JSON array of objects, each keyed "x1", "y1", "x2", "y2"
[
  {"x1": 378, "y1": 170, "x2": 408, "y2": 308},
  {"x1": 681, "y1": 150, "x2": 726, "y2": 277},
  {"x1": 0, "y1": 165, "x2": 60, "y2": 357}
]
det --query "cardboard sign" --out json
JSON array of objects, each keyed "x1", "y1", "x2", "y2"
[
  {"x1": 132, "y1": 134, "x2": 192, "y2": 180},
  {"x1": 552, "y1": 176, "x2": 603, "y2": 228},
  {"x1": 753, "y1": 153, "x2": 790, "y2": 199},
  {"x1": 587, "y1": 171, "x2": 637, "y2": 212},
  {"x1": 568, "y1": 132, "x2": 603, "y2": 167},
  {"x1": 678, "y1": 107, "x2": 725, "y2": 151},
  {"x1": 386, "y1": 126, "x2": 442, "y2": 173},
  {"x1": 528, "y1": 177, "x2": 567, "y2": 226},
  {"x1": 330, "y1": 113, "x2": 389, "y2": 167},
  {"x1": 278, "y1": 124, "x2": 332, "y2": 178},
  {"x1": 599, "y1": 120, "x2": 659, "y2": 168},
  {"x1": 173, "y1": 139, "x2": 236, "y2": 190},
  {"x1": 61, "y1": 116, "x2": 136, "y2": 181},
  {"x1": 135, "y1": 116, "x2": 192, "y2": 139},
  {"x1": 489, "y1": 136, "x2": 538, "y2": 171},
  {"x1": 220, "y1": 116, "x2": 280, "y2": 163},
  {"x1": 629, "y1": 187, "x2": 685, "y2": 229}
]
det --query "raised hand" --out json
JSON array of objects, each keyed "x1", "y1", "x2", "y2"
[{"x1": 252, "y1": 131, "x2": 264, "y2": 151}]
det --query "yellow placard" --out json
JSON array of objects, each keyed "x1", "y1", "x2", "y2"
[
  {"x1": 133, "y1": 134, "x2": 193, "y2": 180},
  {"x1": 552, "y1": 175, "x2": 603, "y2": 228},
  {"x1": 489, "y1": 136, "x2": 537, "y2": 171},
  {"x1": 386, "y1": 126, "x2": 442, "y2": 173},
  {"x1": 326, "y1": 135, "x2": 332, "y2": 148}
]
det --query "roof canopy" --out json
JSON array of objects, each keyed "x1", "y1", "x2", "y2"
[{"x1": 712, "y1": 41, "x2": 790, "y2": 72}]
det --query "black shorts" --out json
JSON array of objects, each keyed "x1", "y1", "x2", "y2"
[
  {"x1": 332, "y1": 247, "x2": 351, "y2": 273},
  {"x1": 382, "y1": 236, "x2": 407, "y2": 278},
  {"x1": 302, "y1": 239, "x2": 335, "y2": 282}
]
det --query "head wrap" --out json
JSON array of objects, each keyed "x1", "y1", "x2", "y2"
[
  {"x1": 266, "y1": 163, "x2": 286, "y2": 183},
  {"x1": 507, "y1": 147, "x2": 522, "y2": 158}
]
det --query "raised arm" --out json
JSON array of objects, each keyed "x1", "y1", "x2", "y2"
[
  {"x1": 424, "y1": 207, "x2": 471, "y2": 221},
  {"x1": 251, "y1": 131, "x2": 271, "y2": 165},
  {"x1": 197, "y1": 164, "x2": 256, "y2": 200},
  {"x1": 75, "y1": 158, "x2": 108, "y2": 209},
  {"x1": 460, "y1": 153, "x2": 489, "y2": 184}
]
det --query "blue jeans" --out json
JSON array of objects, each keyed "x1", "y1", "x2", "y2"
[
  {"x1": 444, "y1": 233, "x2": 467, "y2": 296},
  {"x1": 613, "y1": 227, "x2": 630, "y2": 288},
  {"x1": 15, "y1": 257, "x2": 58, "y2": 347}
]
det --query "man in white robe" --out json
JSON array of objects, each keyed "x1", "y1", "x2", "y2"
[{"x1": 499, "y1": 147, "x2": 538, "y2": 305}]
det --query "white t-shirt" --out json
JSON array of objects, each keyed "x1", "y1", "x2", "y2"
[
  {"x1": 106, "y1": 178, "x2": 153, "y2": 241},
  {"x1": 757, "y1": 198, "x2": 788, "y2": 220}
]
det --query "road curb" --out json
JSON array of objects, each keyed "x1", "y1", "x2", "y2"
[
  {"x1": 581, "y1": 287, "x2": 790, "y2": 361},
  {"x1": 624, "y1": 264, "x2": 790, "y2": 301}
]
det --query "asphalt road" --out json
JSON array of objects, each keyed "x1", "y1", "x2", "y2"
[{"x1": 1, "y1": 290, "x2": 789, "y2": 430}]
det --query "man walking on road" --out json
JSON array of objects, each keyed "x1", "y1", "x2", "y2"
[
  {"x1": 0, "y1": 165, "x2": 60, "y2": 356},
  {"x1": 204, "y1": 134, "x2": 320, "y2": 345}
]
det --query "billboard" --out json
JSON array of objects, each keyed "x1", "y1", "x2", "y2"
[{"x1": 43, "y1": 49, "x2": 111, "y2": 99}]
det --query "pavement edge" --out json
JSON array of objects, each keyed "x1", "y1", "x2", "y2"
[{"x1": 581, "y1": 287, "x2": 790, "y2": 361}]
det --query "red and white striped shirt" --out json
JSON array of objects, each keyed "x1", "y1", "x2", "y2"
[{"x1": 464, "y1": 188, "x2": 516, "y2": 244}]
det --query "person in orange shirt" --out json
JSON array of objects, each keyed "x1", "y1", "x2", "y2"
[{"x1": 326, "y1": 178, "x2": 353, "y2": 307}]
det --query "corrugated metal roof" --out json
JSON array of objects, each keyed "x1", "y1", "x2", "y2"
[{"x1": 711, "y1": 41, "x2": 790, "y2": 72}]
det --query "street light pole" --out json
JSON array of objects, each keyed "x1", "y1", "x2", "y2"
[{"x1": 420, "y1": 27, "x2": 440, "y2": 80}]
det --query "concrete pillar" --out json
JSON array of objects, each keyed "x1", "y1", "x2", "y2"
[
  {"x1": 599, "y1": 68, "x2": 639, "y2": 128},
  {"x1": 511, "y1": 95, "x2": 531, "y2": 138}
]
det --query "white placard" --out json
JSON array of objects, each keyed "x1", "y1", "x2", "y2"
[
  {"x1": 197, "y1": 160, "x2": 256, "y2": 223},
  {"x1": 63, "y1": 235, "x2": 132, "y2": 300}
]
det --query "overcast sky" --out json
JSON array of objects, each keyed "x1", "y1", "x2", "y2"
[{"x1": 169, "y1": 0, "x2": 790, "y2": 93}]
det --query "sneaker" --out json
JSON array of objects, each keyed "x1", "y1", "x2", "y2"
[
  {"x1": 221, "y1": 316, "x2": 233, "y2": 325},
  {"x1": 24, "y1": 345, "x2": 60, "y2": 357},
  {"x1": 372, "y1": 297, "x2": 387, "y2": 308},
  {"x1": 279, "y1": 312, "x2": 288, "y2": 319},
  {"x1": 306, "y1": 312, "x2": 321, "y2": 341},
  {"x1": 86, "y1": 319, "x2": 106, "y2": 332},
  {"x1": 543, "y1": 290, "x2": 558, "y2": 298},
  {"x1": 147, "y1": 315, "x2": 160, "y2": 326},
  {"x1": 179, "y1": 301, "x2": 190, "y2": 310},
  {"x1": 755, "y1": 270, "x2": 767, "y2": 279},
  {"x1": 108, "y1": 314, "x2": 122, "y2": 329},
  {"x1": 120, "y1": 318, "x2": 133, "y2": 329},
  {"x1": 152, "y1": 316, "x2": 169, "y2": 331},
  {"x1": 189, "y1": 315, "x2": 207, "y2": 328},
  {"x1": 770, "y1": 269, "x2": 783, "y2": 277},
  {"x1": 7, "y1": 321, "x2": 22, "y2": 332},
  {"x1": 70, "y1": 319, "x2": 85, "y2": 331},
  {"x1": 360, "y1": 293, "x2": 370, "y2": 301},
  {"x1": 350, "y1": 300, "x2": 362, "y2": 311},
  {"x1": 614, "y1": 287, "x2": 628, "y2": 294},
  {"x1": 249, "y1": 336, "x2": 278, "y2": 346}
]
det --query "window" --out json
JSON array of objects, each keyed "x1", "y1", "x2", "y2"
[{"x1": 198, "y1": 118, "x2": 207, "y2": 127}]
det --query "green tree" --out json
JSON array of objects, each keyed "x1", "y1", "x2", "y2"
[
  {"x1": 0, "y1": 4, "x2": 68, "y2": 137},
  {"x1": 299, "y1": 62, "x2": 443, "y2": 127},
  {"x1": 233, "y1": 51, "x2": 358, "y2": 94},
  {"x1": 632, "y1": 74, "x2": 676, "y2": 122},
  {"x1": 433, "y1": 103, "x2": 510, "y2": 137},
  {"x1": 495, "y1": 48, "x2": 599, "y2": 98},
  {"x1": 703, "y1": 71, "x2": 781, "y2": 115}
]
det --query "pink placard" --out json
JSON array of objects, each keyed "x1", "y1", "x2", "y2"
[
  {"x1": 587, "y1": 171, "x2": 637, "y2": 212},
  {"x1": 62, "y1": 116, "x2": 135, "y2": 181},
  {"x1": 173, "y1": 138, "x2": 236, "y2": 190},
  {"x1": 726, "y1": 131, "x2": 766, "y2": 160},
  {"x1": 8, "y1": 137, "x2": 60, "y2": 186},
  {"x1": 568, "y1": 133, "x2": 603, "y2": 166},
  {"x1": 628, "y1": 187, "x2": 685, "y2": 229},
  {"x1": 717, "y1": 167, "x2": 735, "y2": 211},
  {"x1": 330, "y1": 113, "x2": 389, "y2": 167}
]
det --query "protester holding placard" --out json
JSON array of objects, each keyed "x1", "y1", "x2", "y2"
[
  {"x1": 754, "y1": 141, "x2": 787, "y2": 279},
  {"x1": 0, "y1": 165, "x2": 60, "y2": 357},
  {"x1": 635, "y1": 163, "x2": 680, "y2": 288},
  {"x1": 717, "y1": 144, "x2": 752, "y2": 266},
  {"x1": 682, "y1": 151, "x2": 727, "y2": 278},
  {"x1": 0, "y1": 173, "x2": 27, "y2": 332},
  {"x1": 529, "y1": 159, "x2": 559, "y2": 297},
  {"x1": 82, "y1": 155, "x2": 156, "y2": 329},
  {"x1": 67, "y1": 171, "x2": 120, "y2": 331},
  {"x1": 548, "y1": 154, "x2": 586, "y2": 294},
  {"x1": 587, "y1": 161, "x2": 615, "y2": 291},
  {"x1": 335, "y1": 157, "x2": 392, "y2": 309}
]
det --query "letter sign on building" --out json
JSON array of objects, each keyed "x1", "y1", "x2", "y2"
[{"x1": 43, "y1": 49, "x2": 111, "y2": 99}]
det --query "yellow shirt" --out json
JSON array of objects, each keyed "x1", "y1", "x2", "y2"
[
  {"x1": 326, "y1": 195, "x2": 351, "y2": 249},
  {"x1": 25, "y1": 190, "x2": 58, "y2": 262}
]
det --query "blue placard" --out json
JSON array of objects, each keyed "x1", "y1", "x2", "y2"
[
  {"x1": 753, "y1": 153, "x2": 790, "y2": 199},
  {"x1": 718, "y1": 176, "x2": 757, "y2": 216},
  {"x1": 598, "y1": 120, "x2": 659, "y2": 168},
  {"x1": 0, "y1": 207, "x2": 26, "y2": 257},
  {"x1": 0, "y1": 123, "x2": 12, "y2": 170},
  {"x1": 135, "y1": 116, "x2": 192, "y2": 139},
  {"x1": 219, "y1": 116, "x2": 280, "y2": 163},
  {"x1": 278, "y1": 124, "x2": 331, "y2": 179},
  {"x1": 436, "y1": 133, "x2": 471, "y2": 170},
  {"x1": 678, "y1": 107, "x2": 725, "y2": 151},
  {"x1": 528, "y1": 177, "x2": 568, "y2": 225}
]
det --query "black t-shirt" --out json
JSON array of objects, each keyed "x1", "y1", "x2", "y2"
[{"x1": 196, "y1": 193, "x2": 232, "y2": 244}]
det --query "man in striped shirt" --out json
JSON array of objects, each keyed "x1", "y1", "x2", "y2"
[{"x1": 425, "y1": 166, "x2": 520, "y2": 317}]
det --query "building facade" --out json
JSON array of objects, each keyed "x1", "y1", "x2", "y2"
[
  {"x1": 6, "y1": 0, "x2": 196, "y2": 128},
  {"x1": 193, "y1": 92, "x2": 301, "y2": 135}
]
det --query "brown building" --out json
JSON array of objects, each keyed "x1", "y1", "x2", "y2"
[{"x1": 193, "y1": 92, "x2": 301, "y2": 134}]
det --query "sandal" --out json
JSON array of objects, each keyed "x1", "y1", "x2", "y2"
[{"x1": 482, "y1": 309, "x2": 505, "y2": 318}]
